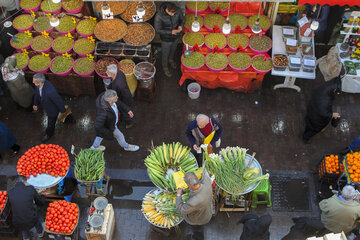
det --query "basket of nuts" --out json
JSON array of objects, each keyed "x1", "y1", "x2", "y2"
[{"x1": 273, "y1": 54, "x2": 288, "y2": 71}]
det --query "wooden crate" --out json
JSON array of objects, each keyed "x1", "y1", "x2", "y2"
[{"x1": 85, "y1": 204, "x2": 115, "y2": 240}]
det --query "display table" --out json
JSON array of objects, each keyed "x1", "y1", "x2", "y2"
[
  {"x1": 271, "y1": 25, "x2": 315, "y2": 92},
  {"x1": 85, "y1": 204, "x2": 115, "y2": 240}
]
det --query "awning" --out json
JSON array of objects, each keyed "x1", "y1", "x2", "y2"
[{"x1": 298, "y1": 0, "x2": 359, "y2": 7}]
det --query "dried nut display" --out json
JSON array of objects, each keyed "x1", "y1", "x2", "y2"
[{"x1": 273, "y1": 54, "x2": 288, "y2": 66}]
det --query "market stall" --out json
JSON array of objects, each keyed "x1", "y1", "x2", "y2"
[{"x1": 180, "y1": 2, "x2": 274, "y2": 93}]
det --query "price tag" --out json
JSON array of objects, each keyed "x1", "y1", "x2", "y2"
[
  {"x1": 89, "y1": 16, "x2": 97, "y2": 21},
  {"x1": 87, "y1": 36, "x2": 95, "y2": 43},
  {"x1": 86, "y1": 54, "x2": 94, "y2": 61},
  {"x1": 21, "y1": 49, "x2": 29, "y2": 55},
  {"x1": 62, "y1": 53, "x2": 71, "y2": 59},
  {"x1": 132, "y1": 15, "x2": 143, "y2": 22},
  {"x1": 215, "y1": 7, "x2": 221, "y2": 14},
  {"x1": 24, "y1": 30, "x2": 32, "y2": 37},
  {"x1": 290, "y1": 57, "x2": 301, "y2": 65},
  {"x1": 304, "y1": 59, "x2": 315, "y2": 66},
  {"x1": 236, "y1": 45, "x2": 243, "y2": 53},
  {"x1": 283, "y1": 28, "x2": 294, "y2": 36},
  {"x1": 235, "y1": 25, "x2": 241, "y2": 33},
  {"x1": 41, "y1": 31, "x2": 49, "y2": 38},
  {"x1": 193, "y1": 44, "x2": 200, "y2": 52},
  {"x1": 65, "y1": 33, "x2": 74, "y2": 39},
  {"x1": 42, "y1": 52, "x2": 49, "y2": 57},
  {"x1": 286, "y1": 38, "x2": 297, "y2": 47},
  {"x1": 71, "y1": 145, "x2": 75, "y2": 155},
  {"x1": 303, "y1": 28, "x2": 312, "y2": 37},
  {"x1": 72, "y1": 17, "x2": 76, "y2": 25},
  {"x1": 213, "y1": 45, "x2": 220, "y2": 53},
  {"x1": 213, "y1": 25, "x2": 220, "y2": 33},
  {"x1": 298, "y1": 16, "x2": 308, "y2": 28}
]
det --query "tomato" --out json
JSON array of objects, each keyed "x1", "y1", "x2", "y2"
[
  {"x1": 0, "y1": 191, "x2": 7, "y2": 212},
  {"x1": 45, "y1": 200, "x2": 78, "y2": 234}
]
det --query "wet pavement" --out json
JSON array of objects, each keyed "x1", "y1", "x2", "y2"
[{"x1": 1, "y1": 44, "x2": 360, "y2": 239}]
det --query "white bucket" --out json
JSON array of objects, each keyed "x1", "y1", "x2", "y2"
[{"x1": 187, "y1": 83, "x2": 201, "y2": 99}]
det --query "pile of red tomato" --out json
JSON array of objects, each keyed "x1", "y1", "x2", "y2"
[
  {"x1": 45, "y1": 200, "x2": 79, "y2": 234},
  {"x1": 17, "y1": 144, "x2": 69, "y2": 178},
  {"x1": 0, "y1": 191, "x2": 7, "y2": 212}
]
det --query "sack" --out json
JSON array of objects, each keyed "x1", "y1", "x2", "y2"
[
  {"x1": 317, "y1": 46, "x2": 342, "y2": 81},
  {"x1": 331, "y1": 117, "x2": 341, "y2": 128}
]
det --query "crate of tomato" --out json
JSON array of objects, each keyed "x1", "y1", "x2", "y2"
[
  {"x1": 0, "y1": 190, "x2": 10, "y2": 226},
  {"x1": 318, "y1": 154, "x2": 344, "y2": 182},
  {"x1": 45, "y1": 200, "x2": 79, "y2": 238}
]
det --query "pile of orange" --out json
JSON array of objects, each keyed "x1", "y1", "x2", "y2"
[
  {"x1": 346, "y1": 152, "x2": 360, "y2": 182},
  {"x1": 324, "y1": 155, "x2": 343, "y2": 174}
]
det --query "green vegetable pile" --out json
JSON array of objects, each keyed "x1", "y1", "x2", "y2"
[
  {"x1": 16, "y1": 54, "x2": 29, "y2": 69},
  {"x1": 185, "y1": 14, "x2": 203, "y2": 29},
  {"x1": 183, "y1": 33, "x2": 204, "y2": 47},
  {"x1": 182, "y1": 52, "x2": 205, "y2": 69},
  {"x1": 204, "y1": 14, "x2": 225, "y2": 29},
  {"x1": 34, "y1": 16, "x2": 51, "y2": 32},
  {"x1": 229, "y1": 14, "x2": 248, "y2": 30},
  {"x1": 29, "y1": 55, "x2": 50, "y2": 71},
  {"x1": 209, "y1": 1, "x2": 228, "y2": 10},
  {"x1": 206, "y1": 53, "x2": 228, "y2": 70},
  {"x1": 204, "y1": 146, "x2": 269, "y2": 195},
  {"x1": 74, "y1": 58, "x2": 95, "y2": 74},
  {"x1": 11, "y1": 33, "x2": 32, "y2": 48},
  {"x1": 41, "y1": 0, "x2": 61, "y2": 12},
  {"x1": 53, "y1": 36, "x2": 74, "y2": 53},
  {"x1": 73, "y1": 38, "x2": 95, "y2": 54},
  {"x1": 186, "y1": 1, "x2": 208, "y2": 11},
  {"x1": 248, "y1": 14, "x2": 271, "y2": 30},
  {"x1": 77, "y1": 19, "x2": 96, "y2": 35},
  {"x1": 31, "y1": 35, "x2": 52, "y2": 52},
  {"x1": 51, "y1": 56, "x2": 73, "y2": 73},
  {"x1": 227, "y1": 33, "x2": 249, "y2": 49},
  {"x1": 228, "y1": 52, "x2": 251, "y2": 69},
  {"x1": 20, "y1": 0, "x2": 40, "y2": 9},
  {"x1": 252, "y1": 56, "x2": 273, "y2": 71},
  {"x1": 57, "y1": 16, "x2": 76, "y2": 32},
  {"x1": 13, "y1": 15, "x2": 33, "y2": 30},
  {"x1": 205, "y1": 33, "x2": 226, "y2": 49},
  {"x1": 75, "y1": 148, "x2": 105, "y2": 182},
  {"x1": 62, "y1": 0, "x2": 83, "y2": 10},
  {"x1": 249, "y1": 35, "x2": 272, "y2": 52}
]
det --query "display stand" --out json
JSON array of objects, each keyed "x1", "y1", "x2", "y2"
[
  {"x1": 85, "y1": 204, "x2": 115, "y2": 240},
  {"x1": 272, "y1": 25, "x2": 315, "y2": 92},
  {"x1": 78, "y1": 173, "x2": 110, "y2": 197}
]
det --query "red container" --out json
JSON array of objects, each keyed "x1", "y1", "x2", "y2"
[
  {"x1": 251, "y1": 54, "x2": 273, "y2": 74},
  {"x1": 181, "y1": 54, "x2": 204, "y2": 71},
  {"x1": 205, "y1": 53, "x2": 228, "y2": 72},
  {"x1": 10, "y1": 33, "x2": 32, "y2": 51},
  {"x1": 249, "y1": 35, "x2": 272, "y2": 54},
  {"x1": 52, "y1": 37, "x2": 74, "y2": 55},
  {"x1": 56, "y1": 26, "x2": 76, "y2": 35},
  {"x1": 63, "y1": 1, "x2": 84, "y2": 14},
  {"x1": 20, "y1": 0, "x2": 41, "y2": 13},
  {"x1": 13, "y1": 14, "x2": 34, "y2": 33},
  {"x1": 95, "y1": 57, "x2": 119, "y2": 79},
  {"x1": 28, "y1": 55, "x2": 51, "y2": 74},
  {"x1": 73, "y1": 58, "x2": 95, "y2": 77},
  {"x1": 50, "y1": 56, "x2": 74, "y2": 76},
  {"x1": 11, "y1": 53, "x2": 29, "y2": 71},
  {"x1": 185, "y1": 2, "x2": 208, "y2": 14},
  {"x1": 208, "y1": 5, "x2": 229, "y2": 14}
]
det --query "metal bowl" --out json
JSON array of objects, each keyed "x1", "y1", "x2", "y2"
[
  {"x1": 123, "y1": 22, "x2": 155, "y2": 47},
  {"x1": 94, "y1": 197, "x2": 108, "y2": 211},
  {"x1": 89, "y1": 214, "x2": 104, "y2": 228}
]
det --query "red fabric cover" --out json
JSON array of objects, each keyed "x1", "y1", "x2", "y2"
[
  {"x1": 200, "y1": 121, "x2": 213, "y2": 136},
  {"x1": 298, "y1": 0, "x2": 359, "y2": 6}
]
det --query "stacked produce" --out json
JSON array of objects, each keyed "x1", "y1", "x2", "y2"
[
  {"x1": 16, "y1": 144, "x2": 69, "y2": 178},
  {"x1": 229, "y1": 52, "x2": 251, "y2": 70},
  {"x1": 34, "y1": 16, "x2": 52, "y2": 32},
  {"x1": 11, "y1": 33, "x2": 32, "y2": 49},
  {"x1": 57, "y1": 16, "x2": 77, "y2": 33},
  {"x1": 31, "y1": 35, "x2": 53, "y2": 52},
  {"x1": 183, "y1": 32, "x2": 204, "y2": 47},
  {"x1": 252, "y1": 55, "x2": 272, "y2": 71},
  {"x1": 51, "y1": 56, "x2": 73, "y2": 74},
  {"x1": 248, "y1": 14, "x2": 271, "y2": 30},
  {"x1": 229, "y1": 14, "x2": 247, "y2": 30},
  {"x1": 73, "y1": 57, "x2": 95, "y2": 75},
  {"x1": 0, "y1": 191, "x2": 7, "y2": 212},
  {"x1": 227, "y1": 33, "x2": 249, "y2": 50},
  {"x1": 249, "y1": 35, "x2": 272, "y2": 52},
  {"x1": 73, "y1": 38, "x2": 95, "y2": 55},
  {"x1": 206, "y1": 53, "x2": 228, "y2": 70},
  {"x1": 142, "y1": 191, "x2": 189, "y2": 228},
  {"x1": 94, "y1": 19, "x2": 127, "y2": 42},
  {"x1": 145, "y1": 142, "x2": 198, "y2": 192},
  {"x1": 123, "y1": 23, "x2": 155, "y2": 46},
  {"x1": 182, "y1": 52, "x2": 205, "y2": 69},
  {"x1": 13, "y1": 14, "x2": 34, "y2": 31},
  {"x1": 205, "y1": 33, "x2": 226, "y2": 49},
  {"x1": 95, "y1": 1, "x2": 128, "y2": 15},
  {"x1": 186, "y1": 1, "x2": 208, "y2": 12},
  {"x1": 120, "y1": 1, "x2": 155, "y2": 22},
  {"x1": 204, "y1": 14, "x2": 225, "y2": 30},
  {"x1": 346, "y1": 152, "x2": 360, "y2": 182},
  {"x1": 28, "y1": 55, "x2": 51, "y2": 72},
  {"x1": 45, "y1": 200, "x2": 79, "y2": 234},
  {"x1": 204, "y1": 146, "x2": 269, "y2": 195},
  {"x1": 15, "y1": 54, "x2": 29, "y2": 69},
  {"x1": 75, "y1": 148, "x2": 105, "y2": 182},
  {"x1": 76, "y1": 19, "x2": 97, "y2": 36}
]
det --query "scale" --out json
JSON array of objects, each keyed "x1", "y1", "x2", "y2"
[{"x1": 87, "y1": 197, "x2": 108, "y2": 231}]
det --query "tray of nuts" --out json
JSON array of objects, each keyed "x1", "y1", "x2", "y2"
[{"x1": 273, "y1": 54, "x2": 288, "y2": 71}]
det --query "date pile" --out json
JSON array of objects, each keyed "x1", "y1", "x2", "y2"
[{"x1": 46, "y1": 200, "x2": 79, "y2": 234}]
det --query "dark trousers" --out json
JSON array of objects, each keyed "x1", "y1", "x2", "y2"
[
  {"x1": 46, "y1": 116, "x2": 57, "y2": 137},
  {"x1": 302, "y1": 117, "x2": 322, "y2": 141},
  {"x1": 10, "y1": 144, "x2": 20, "y2": 152},
  {"x1": 191, "y1": 148, "x2": 203, "y2": 167},
  {"x1": 22, "y1": 218, "x2": 43, "y2": 239},
  {"x1": 190, "y1": 225, "x2": 204, "y2": 240},
  {"x1": 161, "y1": 40, "x2": 178, "y2": 68}
]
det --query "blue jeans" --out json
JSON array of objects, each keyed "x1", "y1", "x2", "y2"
[
  {"x1": 92, "y1": 127, "x2": 129, "y2": 149},
  {"x1": 22, "y1": 218, "x2": 43, "y2": 239},
  {"x1": 349, "y1": 136, "x2": 360, "y2": 150}
]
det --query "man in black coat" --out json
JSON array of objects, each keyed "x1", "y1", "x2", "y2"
[
  {"x1": 33, "y1": 73, "x2": 66, "y2": 142},
  {"x1": 91, "y1": 89, "x2": 139, "y2": 152},
  {"x1": 282, "y1": 217, "x2": 327, "y2": 240},
  {"x1": 238, "y1": 214, "x2": 272, "y2": 240},
  {"x1": 8, "y1": 176, "x2": 46, "y2": 240},
  {"x1": 106, "y1": 64, "x2": 135, "y2": 129},
  {"x1": 302, "y1": 78, "x2": 341, "y2": 143},
  {"x1": 154, "y1": 2, "x2": 185, "y2": 77}
]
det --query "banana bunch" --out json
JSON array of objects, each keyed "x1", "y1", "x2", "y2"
[
  {"x1": 141, "y1": 191, "x2": 187, "y2": 229},
  {"x1": 145, "y1": 142, "x2": 198, "y2": 192}
]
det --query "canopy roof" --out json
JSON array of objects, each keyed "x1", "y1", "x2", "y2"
[{"x1": 298, "y1": 0, "x2": 359, "y2": 6}]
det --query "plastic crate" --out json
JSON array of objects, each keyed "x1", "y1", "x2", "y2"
[{"x1": 318, "y1": 155, "x2": 343, "y2": 182}]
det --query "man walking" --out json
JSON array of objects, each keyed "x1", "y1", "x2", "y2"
[
  {"x1": 106, "y1": 64, "x2": 134, "y2": 129},
  {"x1": 33, "y1": 73, "x2": 66, "y2": 142},
  {"x1": 8, "y1": 176, "x2": 46, "y2": 240},
  {"x1": 91, "y1": 90, "x2": 139, "y2": 152},
  {"x1": 154, "y1": 2, "x2": 184, "y2": 77},
  {"x1": 176, "y1": 172, "x2": 212, "y2": 240}
]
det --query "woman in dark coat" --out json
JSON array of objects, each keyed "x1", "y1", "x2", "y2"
[
  {"x1": 302, "y1": 78, "x2": 341, "y2": 143},
  {"x1": 238, "y1": 214, "x2": 272, "y2": 240},
  {"x1": 0, "y1": 121, "x2": 20, "y2": 158}
]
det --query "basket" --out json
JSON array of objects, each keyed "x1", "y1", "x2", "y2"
[
  {"x1": 12, "y1": 14, "x2": 34, "y2": 32},
  {"x1": 11, "y1": 53, "x2": 29, "y2": 71},
  {"x1": 50, "y1": 56, "x2": 74, "y2": 76},
  {"x1": 45, "y1": 204, "x2": 79, "y2": 236},
  {"x1": 227, "y1": 34, "x2": 249, "y2": 52},
  {"x1": 10, "y1": 33, "x2": 32, "y2": 51},
  {"x1": 31, "y1": 36, "x2": 53, "y2": 53},
  {"x1": 181, "y1": 54, "x2": 204, "y2": 71},
  {"x1": 0, "y1": 197, "x2": 10, "y2": 222},
  {"x1": 33, "y1": 17, "x2": 54, "y2": 34},
  {"x1": 185, "y1": 2, "x2": 208, "y2": 14},
  {"x1": 28, "y1": 55, "x2": 51, "y2": 74},
  {"x1": 73, "y1": 58, "x2": 95, "y2": 77},
  {"x1": 40, "y1": 1, "x2": 61, "y2": 14},
  {"x1": 73, "y1": 38, "x2": 95, "y2": 57},
  {"x1": 249, "y1": 35, "x2": 272, "y2": 54},
  {"x1": 182, "y1": 33, "x2": 204, "y2": 50},
  {"x1": 76, "y1": 19, "x2": 95, "y2": 38},
  {"x1": 251, "y1": 54, "x2": 273, "y2": 74},
  {"x1": 95, "y1": 57, "x2": 119, "y2": 79},
  {"x1": 52, "y1": 37, "x2": 74, "y2": 55},
  {"x1": 317, "y1": 155, "x2": 342, "y2": 182},
  {"x1": 62, "y1": 0, "x2": 84, "y2": 14},
  {"x1": 228, "y1": 54, "x2": 252, "y2": 72},
  {"x1": 20, "y1": 0, "x2": 41, "y2": 13},
  {"x1": 205, "y1": 53, "x2": 228, "y2": 72},
  {"x1": 75, "y1": 168, "x2": 104, "y2": 186}
]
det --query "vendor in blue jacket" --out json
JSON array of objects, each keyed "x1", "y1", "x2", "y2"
[{"x1": 186, "y1": 114, "x2": 222, "y2": 166}]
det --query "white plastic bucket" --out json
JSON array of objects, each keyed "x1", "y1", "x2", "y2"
[{"x1": 187, "y1": 83, "x2": 201, "y2": 99}]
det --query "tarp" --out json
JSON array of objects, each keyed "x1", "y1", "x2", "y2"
[{"x1": 298, "y1": 0, "x2": 359, "y2": 7}]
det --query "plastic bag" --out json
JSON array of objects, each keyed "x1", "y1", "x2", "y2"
[{"x1": 317, "y1": 46, "x2": 342, "y2": 81}]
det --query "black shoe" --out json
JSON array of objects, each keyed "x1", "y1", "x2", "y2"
[
  {"x1": 341, "y1": 147, "x2": 351, "y2": 156},
  {"x1": 41, "y1": 135, "x2": 51, "y2": 142},
  {"x1": 125, "y1": 123, "x2": 135, "y2": 129},
  {"x1": 9, "y1": 150, "x2": 19, "y2": 158}
]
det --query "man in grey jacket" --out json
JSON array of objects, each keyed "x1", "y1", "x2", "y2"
[{"x1": 176, "y1": 172, "x2": 212, "y2": 240}]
